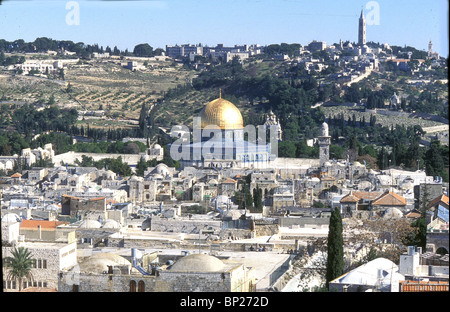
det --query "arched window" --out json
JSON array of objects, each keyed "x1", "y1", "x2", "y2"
[
  {"x1": 129, "y1": 280, "x2": 136, "y2": 292},
  {"x1": 138, "y1": 280, "x2": 145, "y2": 292}
]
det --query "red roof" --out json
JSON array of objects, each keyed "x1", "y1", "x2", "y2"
[
  {"x1": 340, "y1": 191, "x2": 382, "y2": 203},
  {"x1": 427, "y1": 194, "x2": 449, "y2": 209},
  {"x1": 20, "y1": 220, "x2": 67, "y2": 230},
  {"x1": 340, "y1": 192, "x2": 360, "y2": 203},
  {"x1": 371, "y1": 191, "x2": 406, "y2": 206}
]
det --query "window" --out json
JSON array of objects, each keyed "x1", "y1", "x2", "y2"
[{"x1": 43, "y1": 260, "x2": 47, "y2": 269}]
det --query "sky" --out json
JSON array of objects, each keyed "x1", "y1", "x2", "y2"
[{"x1": 0, "y1": 0, "x2": 448, "y2": 57}]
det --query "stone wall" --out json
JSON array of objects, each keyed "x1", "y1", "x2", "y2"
[
  {"x1": 427, "y1": 230, "x2": 449, "y2": 254},
  {"x1": 279, "y1": 216, "x2": 329, "y2": 228},
  {"x1": 159, "y1": 271, "x2": 232, "y2": 292},
  {"x1": 150, "y1": 216, "x2": 222, "y2": 234},
  {"x1": 58, "y1": 265, "x2": 253, "y2": 292},
  {"x1": 3, "y1": 242, "x2": 76, "y2": 292}
]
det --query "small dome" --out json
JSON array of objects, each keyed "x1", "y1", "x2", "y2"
[
  {"x1": 79, "y1": 219, "x2": 101, "y2": 229},
  {"x1": 2, "y1": 213, "x2": 21, "y2": 223},
  {"x1": 208, "y1": 179, "x2": 218, "y2": 185},
  {"x1": 153, "y1": 144, "x2": 162, "y2": 149},
  {"x1": 169, "y1": 254, "x2": 225, "y2": 273},
  {"x1": 45, "y1": 204, "x2": 60, "y2": 211},
  {"x1": 222, "y1": 209, "x2": 243, "y2": 220},
  {"x1": 78, "y1": 253, "x2": 130, "y2": 274},
  {"x1": 383, "y1": 208, "x2": 403, "y2": 219},
  {"x1": 155, "y1": 163, "x2": 170, "y2": 176},
  {"x1": 102, "y1": 219, "x2": 120, "y2": 229}
]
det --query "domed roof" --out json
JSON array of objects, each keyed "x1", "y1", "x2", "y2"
[
  {"x1": 78, "y1": 253, "x2": 130, "y2": 274},
  {"x1": 383, "y1": 207, "x2": 403, "y2": 219},
  {"x1": 102, "y1": 219, "x2": 121, "y2": 229},
  {"x1": 338, "y1": 258, "x2": 400, "y2": 286},
  {"x1": 199, "y1": 96, "x2": 243, "y2": 130},
  {"x1": 169, "y1": 254, "x2": 225, "y2": 273},
  {"x1": 154, "y1": 163, "x2": 171, "y2": 177},
  {"x1": 79, "y1": 219, "x2": 101, "y2": 229},
  {"x1": 2, "y1": 213, "x2": 21, "y2": 223}
]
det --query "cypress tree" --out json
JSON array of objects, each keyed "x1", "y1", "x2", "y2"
[{"x1": 326, "y1": 207, "x2": 344, "y2": 289}]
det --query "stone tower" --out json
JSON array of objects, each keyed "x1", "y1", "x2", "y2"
[
  {"x1": 358, "y1": 9, "x2": 366, "y2": 46},
  {"x1": 318, "y1": 122, "x2": 331, "y2": 168}
]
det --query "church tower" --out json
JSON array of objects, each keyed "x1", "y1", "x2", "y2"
[
  {"x1": 358, "y1": 9, "x2": 366, "y2": 46},
  {"x1": 318, "y1": 122, "x2": 331, "y2": 168}
]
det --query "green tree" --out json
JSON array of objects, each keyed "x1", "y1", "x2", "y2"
[
  {"x1": 252, "y1": 185, "x2": 263, "y2": 212},
  {"x1": 135, "y1": 157, "x2": 148, "y2": 177},
  {"x1": 4, "y1": 247, "x2": 35, "y2": 292},
  {"x1": 133, "y1": 43, "x2": 154, "y2": 57},
  {"x1": 408, "y1": 217, "x2": 427, "y2": 251},
  {"x1": 326, "y1": 207, "x2": 344, "y2": 289}
]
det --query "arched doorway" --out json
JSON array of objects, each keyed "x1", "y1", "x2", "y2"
[
  {"x1": 129, "y1": 280, "x2": 136, "y2": 292},
  {"x1": 138, "y1": 280, "x2": 145, "y2": 292},
  {"x1": 436, "y1": 247, "x2": 449, "y2": 255}
]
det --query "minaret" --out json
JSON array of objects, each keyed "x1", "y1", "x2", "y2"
[
  {"x1": 428, "y1": 40, "x2": 433, "y2": 58},
  {"x1": 358, "y1": 9, "x2": 366, "y2": 46},
  {"x1": 318, "y1": 122, "x2": 331, "y2": 168}
]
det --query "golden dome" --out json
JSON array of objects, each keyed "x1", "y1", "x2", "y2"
[{"x1": 199, "y1": 96, "x2": 244, "y2": 130}]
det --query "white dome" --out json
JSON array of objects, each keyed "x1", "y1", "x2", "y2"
[
  {"x1": 45, "y1": 204, "x2": 60, "y2": 211},
  {"x1": 154, "y1": 163, "x2": 170, "y2": 176},
  {"x1": 102, "y1": 219, "x2": 120, "y2": 229},
  {"x1": 78, "y1": 253, "x2": 130, "y2": 274},
  {"x1": 383, "y1": 208, "x2": 403, "y2": 219},
  {"x1": 339, "y1": 258, "x2": 399, "y2": 286},
  {"x1": 169, "y1": 254, "x2": 225, "y2": 273},
  {"x1": 153, "y1": 144, "x2": 162, "y2": 149},
  {"x1": 130, "y1": 175, "x2": 143, "y2": 181},
  {"x1": 79, "y1": 219, "x2": 102, "y2": 229},
  {"x1": 2, "y1": 213, "x2": 21, "y2": 223}
]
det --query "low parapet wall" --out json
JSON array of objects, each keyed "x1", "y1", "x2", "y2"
[{"x1": 54, "y1": 151, "x2": 143, "y2": 166}]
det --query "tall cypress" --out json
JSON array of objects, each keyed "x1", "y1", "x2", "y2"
[{"x1": 326, "y1": 207, "x2": 344, "y2": 289}]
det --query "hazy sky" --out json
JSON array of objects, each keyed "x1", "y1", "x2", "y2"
[{"x1": 0, "y1": 0, "x2": 448, "y2": 56}]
